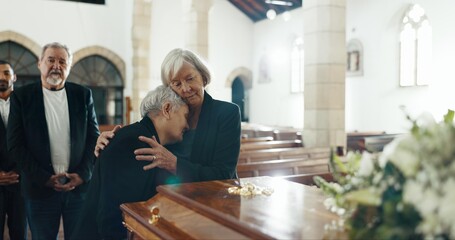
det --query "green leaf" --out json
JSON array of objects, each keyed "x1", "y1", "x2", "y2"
[
  {"x1": 333, "y1": 154, "x2": 348, "y2": 173},
  {"x1": 444, "y1": 109, "x2": 454, "y2": 123},
  {"x1": 313, "y1": 175, "x2": 341, "y2": 196},
  {"x1": 345, "y1": 188, "x2": 381, "y2": 206}
]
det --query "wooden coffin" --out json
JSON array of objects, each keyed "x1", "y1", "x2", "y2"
[{"x1": 120, "y1": 176, "x2": 345, "y2": 240}]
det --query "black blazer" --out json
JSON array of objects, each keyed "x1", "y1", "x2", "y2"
[
  {"x1": 0, "y1": 116, "x2": 19, "y2": 192},
  {"x1": 7, "y1": 81, "x2": 100, "y2": 199},
  {"x1": 73, "y1": 116, "x2": 162, "y2": 240},
  {"x1": 173, "y1": 92, "x2": 241, "y2": 183}
]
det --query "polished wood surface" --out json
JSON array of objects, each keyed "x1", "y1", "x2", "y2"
[
  {"x1": 240, "y1": 139, "x2": 303, "y2": 152},
  {"x1": 121, "y1": 176, "x2": 345, "y2": 240}
]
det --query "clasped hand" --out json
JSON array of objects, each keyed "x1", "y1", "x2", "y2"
[
  {"x1": 135, "y1": 136, "x2": 177, "y2": 174},
  {"x1": 45, "y1": 172, "x2": 83, "y2": 192},
  {"x1": 0, "y1": 171, "x2": 20, "y2": 185}
]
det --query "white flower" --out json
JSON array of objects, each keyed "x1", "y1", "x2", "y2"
[
  {"x1": 418, "y1": 188, "x2": 440, "y2": 217},
  {"x1": 388, "y1": 135, "x2": 420, "y2": 177},
  {"x1": 438, "y1": 178, "x2": 455, "y2": 238},
  {"x1": 378, "y1": 137, "x2": 399, "y2": 168},
  {"x1": 403, "y1": 180, "x2": 423, "y2": 206},
  {"x1": 318, "y1": 110, "x2": 455, "y2": 238},
  {"x1": 416, "y1": 111, "x2": 436, "y2": 128},
  {"x1": 357, "y1": 152, "x2": 374, "y2": 177},
  {"x1": 417, "y1": 213, "x2": 443, "y2": 238}
]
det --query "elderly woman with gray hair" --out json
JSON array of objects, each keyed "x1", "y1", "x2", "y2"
[
  {"x1": 96, "y1": 48, "x2": 241, "y2": 183},
  {"x1": 73, "y1": 85, "x2": 189, "y2": 240}
]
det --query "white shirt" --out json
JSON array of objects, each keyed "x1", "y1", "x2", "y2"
[
  {"x1": 0, "y1": 97, "x2": 9, "y2": 127},
  {"x1": 42, "y1": 87, "x2": 71, "y2": 174}
]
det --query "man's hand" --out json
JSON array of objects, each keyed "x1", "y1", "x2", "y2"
[
  {"x1": 45, "y1": 173, "x2": 83, "y2": 192},
  {"x1": 0, "y1": 171, "x2": 19, "y2": 186},
  {"x1": 94, "y1": 125, "x2": 122, "y2": 157}
]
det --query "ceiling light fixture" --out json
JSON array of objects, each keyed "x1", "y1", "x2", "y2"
[{"x1": 265, "y1": 0, "x2": 293, "y2": 7}]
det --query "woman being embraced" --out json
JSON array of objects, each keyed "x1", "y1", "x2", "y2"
[{"x1": 95, "y1": 48, "x2": 241, "y2": 183}]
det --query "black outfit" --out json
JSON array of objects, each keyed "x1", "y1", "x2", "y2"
[
  {"x1": 0, "y1": 117, "x2": 26, "y2": 240},
  {"x1": 72, "y1": 117, "x2": 163, "y2": 240},
  {"x1": 74, "y1": 92, "x2": 241, "y2": 240},
  {"x1": 7, "y1": 82, "x2": 99, "y2": 199},
  {"x1": 7, "y1": 81, "x2": 99, "y2": 239},
  {"x1": 170, "y1": 92, "x2": 241, "y2": 183}
]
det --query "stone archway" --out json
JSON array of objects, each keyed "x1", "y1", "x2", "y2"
[
  {"x1": 72, "y1": 46, "x2": 126, "y2": 83},
  {"x1": 226, "y1": 67, "x2": 252, "y2": 122},
  {"x1": 0, "y1": 30, "x2": 41, "y2": 58},
  {"x1": 225, "y1": 66, "x2": 252, "y2": 90}
]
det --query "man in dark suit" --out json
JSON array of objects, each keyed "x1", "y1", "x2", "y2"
[
  {"x1": 73, "y1": 85, "x2": 189, "y2": 239},
  {"x1": 7, "y1": 42, "x2": 100, "y2": 239},
  {"x1": 0, "y1": 60, "x2": 26, "y2": 240}
]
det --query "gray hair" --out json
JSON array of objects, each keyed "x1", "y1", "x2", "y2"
[
  {"x1": 140, "y1": 85, "x2": 186, "y2": 117},
  {"x1": 41, "y1": 42, "x2": 73, "y2": 65},
  {"x1": 161, "y1": 48, "x2": 211, "y2": 87}
]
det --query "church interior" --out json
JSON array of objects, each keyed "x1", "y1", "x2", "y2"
[{"x1": 1, "y1": 0, "x2": 455, "y2": 239}]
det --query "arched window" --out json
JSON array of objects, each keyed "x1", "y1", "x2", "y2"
[
  {"x1": 399, "y1": 4, "x2": 432, "y2": 87},
  {"x1": 68, "y1": 55, "x2": 124, "y2": 125},
  {"x1": 291, "y1": 36, "x2": 304, "y2": 93},
  {"x1": 0, "y1": 41, "x2": 40, "y2": 87}
]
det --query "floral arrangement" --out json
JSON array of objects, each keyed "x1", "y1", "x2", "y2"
[{"x1": 315, "y1": 110, "x2": 455, "y2": 239}]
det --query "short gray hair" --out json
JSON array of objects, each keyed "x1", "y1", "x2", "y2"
[
  {"x1": 161, "y1": 48, "x2": 211, "y2": 87},
  {"x1": 140, "y1": 85, "x2": 186, "y2": 117},
  {"x1": 41, "y1": 42, "x2": 73, "y2": 65}
]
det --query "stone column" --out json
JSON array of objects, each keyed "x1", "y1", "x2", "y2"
[
  {"x1": 131, "y1": 0, "x2": 151, "y2": 122},
  {"x1": 182, "y1": 0, "x2": 213, "y2": 59},
  {"x1": 303, "y1": 0, "x2": 346, "y2": 149}
]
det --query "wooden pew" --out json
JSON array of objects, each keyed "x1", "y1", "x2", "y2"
[
  {"x1": 254, "y1": 130, "x2": 275, "y2": 138},
  {"x1": 241, "y1": 125, "x2": 302, "y2": 141},
  {"x1": 240, "y1": 140, "x2": 303, "y2": 152},
  {"x1": 240, "y1": 136, "x2": 273, "y2": 144},
  {"x1": 273, "y1": 130, "x2": 302, "y2": 141},
  {"x1": 364, "y1": 134, "x2": 400, "y2": 152},
  {"x1": 279, "y1": 172, "x2": 335, "y2": 186},
  {"x1": 241, "y1": 129, "x2": 256, "y2": 138},
  {"x1": 347, "y1": 131, "x2": 385, "y2": 152},
  {"x1": 237, "y1": 157, "x2": 330, "y2": 178},
  {"x1": 238, "y1": 147, "x2": 330, "y2": 163},
  {"x1": 347, "y1": 131, "x2": 400, "y2": 152}
]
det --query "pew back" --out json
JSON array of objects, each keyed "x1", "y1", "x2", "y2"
[
  {"x1": 238, "y1": 147, "x2": 330, "y2": 163},
  {"x1": 347, "y1": 131, "x2": 400, "y2": 152},
  {"x1": 279, "y1": 172, "x2": 335, "y2": 186},
  {"x1": 237, "y1": 157, "x2": 330, "y2": 178},
  {"x1": 240, "y1": 140, "x2": 303, "y2": 152}
]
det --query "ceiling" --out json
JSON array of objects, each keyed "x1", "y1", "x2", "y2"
[{"x1": 228, "y1": 0, "x2": 302, "y2": 22}]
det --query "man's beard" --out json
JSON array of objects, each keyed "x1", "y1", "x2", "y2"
[
  {"x1": 46, "y1": 75, "x2": 63, "y2": 86},
  {"x1": 0, "y1": 80, "x2": 8, "y2": 92}
]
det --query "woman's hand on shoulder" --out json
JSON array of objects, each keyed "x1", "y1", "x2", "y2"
[{"x1": 94, "y1": 125, "x2": 122, "y2": 157}]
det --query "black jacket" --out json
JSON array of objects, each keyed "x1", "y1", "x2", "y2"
[
  {"x1": 7, "y1": 81, "x2": 99, "y2": 199},
  {"x1": 73, "y1": 116, "x2": 162, "y2": 239},
  {"x1": 0, "y1": 114, "x2": 20, "y2": 193},
  {"x1": 173, "y1": 92, "x2": 241, "y2": 182}
]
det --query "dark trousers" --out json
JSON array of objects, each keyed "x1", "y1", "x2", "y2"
[
  {"x1": 25, "y1": 191, "x2": 84, "y2": 240},
  {"x1": 0, "y1": 185, "x2": 27, "y2": 240}
]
